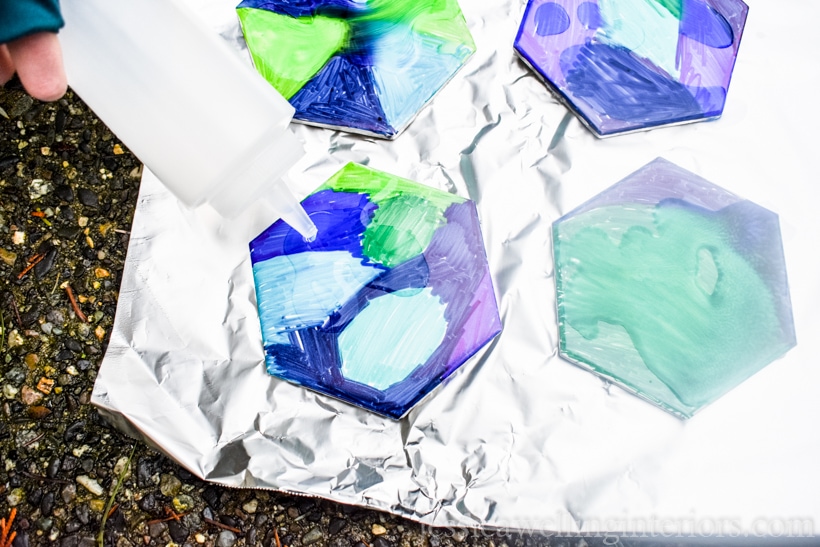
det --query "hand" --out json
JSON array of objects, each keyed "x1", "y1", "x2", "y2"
[{"x1": 0, "y1": 31, "x2": 67, "y2": 102}]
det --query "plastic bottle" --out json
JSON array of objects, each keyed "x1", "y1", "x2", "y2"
[{"x1": 58, "y1": 0, "x2": 318, "y2": 240}]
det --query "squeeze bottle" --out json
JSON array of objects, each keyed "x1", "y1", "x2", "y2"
[{"x1": 58, "y1": 0, "x2": 318, "y2": 240}]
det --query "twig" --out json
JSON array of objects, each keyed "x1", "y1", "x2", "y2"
[
  {"x1": 97, "y1": 445, "x2": 135, "y2": 547},
  {"x1": 20, "y1": 471, "x2": 72, "y2": 485},
  {"x1": 17, "y1": 253, "x2": 45, "y2": 279},
  {"x1": 274, "y1": 526, "x2": 283, "y2": 547},
  {"x1": 23, "y1": 432, "x2": 45, "y2": 447},
  {"x1": 0, "y1": 507, "x2": 17, "y2": 547},
  {"x1": 9, "y1": 294, "x2": 22, "y2": 328},
  {"x1": 203, "y1": 517, "x2": 241, "y2": 534},
  {"x1": 62, "y1": 283, "x2": 88, "y2": 323}
]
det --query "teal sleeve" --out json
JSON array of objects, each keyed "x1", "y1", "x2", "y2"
[{"x1": 0, "y1": 0, "x2": 64, "y2": 44}]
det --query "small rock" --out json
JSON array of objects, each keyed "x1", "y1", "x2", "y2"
[
  {"x1": 64, "y1": 520, "x2": 82, "y2": 534},
  {"x1": 137, "y1": 493, "x2": 156, "y2": 514},
  {"x1": 373, "y1": 538, "x2": 392, "y2": 547},
  {"x1": 62, "y1": 484, "x2": 77, "y2": 503},
  {"x1": 53, "y1": 184, "x2": 74, "y2": 202},
  {"x1": 40, "y1": 491, "x2": 55, "y2": 516},
  {"x1": 21, "y1": 386, "x2": 43, "y2": 405},
  {"x1": 159, "y1": 473, "x2": 182, "y2": 497},
  {"x1": 77, "y1": 188, "x2": 98, "y2": 208},
  {"x1": 3, "y1": 384, "x2": 19, "y2": 399},
  {"x1": 301, "y1": 527, "x2": 323, "y2": 546},
  {"x1": 173, "y1": 494, "x2": 194, "y2": 513},
  {"x1": 0, "y1": 248, "x2": 16, "y2": 266},
  {"x1": 74, "y1": 504, "x2": 90, "y2": 524},
  {"x1": 287, "y1": 507, "x2": 299, "y2": 519},
  {"x1": 216, "y1": 530, "x2": 236, "y2": 547},
  {"x1": 147, "y1": 522, "x2": 166, "y2": 539},
  {"x1": 6, "y1": 329, "x2": 24, "y2": 348},
  {"x1": 76, "y1": 475, "x2": 104, "y2": 496},
  {"x1": 168, "y1": 520, "x2": 189, "y2": 544},
  {"x1": 6, "y1": 487, "x2": 25, "y2": 506},
  {"x1": 34, "y1": 247, "x2": 57, "y2": 278},
  {"x1": 27, "y1": 405, "x2": 51, "y2": 419},
  {"x1": 328, "y1": 518, "x2": 347, "y2": 535},
  {"x1": 65, "y1": 338, "x2": 83, "y2": 352},
  {"x1": 47, "y1": 457, "x2": 61, "y2": 478},
  {"x1": 10, "y1": 95, "x2": 34, "y2": 117},
  {"x1": 194, "y1": 533, "x2": 206, "y2": 544},
  {"x1": 242, "y1": 499, "x2": 258, "y2": 514},
  {"x1": 372, "y1": 523, "x2": 387, "y2": 536}
]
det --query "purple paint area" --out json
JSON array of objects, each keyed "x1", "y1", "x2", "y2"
[
  {"x1": 423, "y1": 200, "x2": 502, "y2": 375},
  {"x1": 576, "y1": 2, "x2": 601, "y2": 29},
  {"x1": 681, "y1": 0, "x2": 733, "y2": 48},
  {"x1": 514, "y1": 0, "x2": 749, "y2": 135},
  {"x1": 563, "y1": 158, "x2": 743, "y2": 216},
  {"x1": 535, "y1": 3, "x2": 571, "y2": 36},
  {"x1": 237, "y1": 0, "x2": 366, "y2": 18},
  {"x1": 559, "y1": 43, "x2": 703, "y2": 131},
  {"x1": 249, "y1": 189, "x2": 380, "y2": 264}
]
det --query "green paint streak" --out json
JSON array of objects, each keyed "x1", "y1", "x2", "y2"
[
  {"x1": 322, "y1": 163, "x2": 463, "y2": 268},
  {"x1": 361, "y1": 0, "x2": 475, "y2": 50},
  {"x1": 597, "y1": 0, "x2": 681, "y2": 77},
  {"x1": 554, "y1": 203, "x2": 790, "y2": 416},
  {"x1": 237, "y1": 8, "x2": 348, "y2": 99},
  {"x1": 649, "y1": 0, "x2": 683, "y2": 19}
]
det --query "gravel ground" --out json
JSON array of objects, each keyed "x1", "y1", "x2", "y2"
[{"x1": 1, "y1": 80, "x2": 735, "y2": 547}]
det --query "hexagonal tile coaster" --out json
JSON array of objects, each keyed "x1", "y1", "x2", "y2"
[
  {"x1": 250, "y1": 163, "x2": 501, "y2": 418},
  {"x1": 237, "y1": 0, "x2": 476, "y2": 139},
  {"x1": 553, "y1": 158, "x2": 796, "y2": 418},
  {"x1": 514, "y1": 0, "x2": 749, "y2": 136}
]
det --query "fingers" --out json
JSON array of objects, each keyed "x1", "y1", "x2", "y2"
[
  {"x1": 6, "y1": 32, "x2": 67, "y2": 102},
  {"x1": 0, "y1": 44, "x2": 14, "y2": 85}
]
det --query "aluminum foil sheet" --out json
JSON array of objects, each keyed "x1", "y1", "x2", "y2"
[{"x1": 94, "y1": 0, "x2": 820, "y2": 537}]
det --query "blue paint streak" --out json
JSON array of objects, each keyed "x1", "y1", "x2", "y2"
[
  {"x1": 236, "y1": 0, "x2": 367, "y2": 18},
  {"x1": 338, "y1": 288, "x2": 448, "y2": 390},
  {"x1": 250, "y1": 189, "x2": 379, "y2": 264},
  {"x1": 370, "y1": 26, "x2": 466, "y2": 132},
  {"x1": 681, "y1": 0, "x2": 733, "y2": 48},
  {"x1": 534, "y1": 2, "x2": 571, "y2": 36},
  {"x1": 253, "y1": 250, "x2": 383, "y2": 336},
  {"x1": 561, "y1": 43, "x2": 702, "y2": 125},
  {"x1": 577, "y1": 2, "x2": 602, "y2": 30},
  {"x1": 290, "y1": 54, "x2": 395, "y2": 135}
]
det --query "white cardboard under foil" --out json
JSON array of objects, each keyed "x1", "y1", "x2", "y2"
[{"x1": 94, "y1": 0, "x2": 820, "y2": 538}]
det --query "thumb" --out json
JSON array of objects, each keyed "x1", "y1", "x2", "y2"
[{"x1": 7, "y1": 32, "x2": 67, "y2": 101}]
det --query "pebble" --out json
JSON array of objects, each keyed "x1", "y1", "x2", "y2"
[
  {"x1": 373, "y1": 538, "x2": 392, "y2": 547},
  {"x1": 159, "y1": 473, "x2": 182, "y2": 497},
  {"x1": 301, "y1": 527, "x2": 324, "y2": 545},
  {"x1": 287, "y1": 507, "x2": 300, "y2": 519},
  {"x1": 242, "y1": 499, "x2": 258, "y2": 514},
  {"x1": 147, "y1": 522, "x2": 166, "y2": 539},
  {"x1": 76, "y1": 475, "x2": 104, "y2": 496},
  {"x1": 216, "y1": 530, "x2": 236, "y2": 547},
  {"x1": 77, "y1": 188, "x2": 99, "y2": 208},
  {"x1": 54, "y1": 184, "x2": 74, "y2": 202},
  {"x1": 372, "y1": 523, "x2": 388, "y2": 536},
  {"x1": 328, "y1": 517, "x2": 347, "y2": 535},
  {"x1": 21, "y1": 386, "x2": 43, "y2": 405},
  {"x1": 62, "y1": 484, "x2": 77, "y2": 503},
  {"x1": 0, "y1": 248, "x2": 16, "y2": 265},
  {"x1": 75, "y1": 504, "x2": 91, "y2": 525},
  {"x1": 168, "y1": 520, "x2": 189, "y2": 544},
  {"x1": 34, "y1": 247, "x2": 57, "y2": 278},
  {"x1": 6, "y1": 487, "x2": 25, "y2": 506},
  {"x1": 48, "y1": 457, "x2": 61, "y2": 478},
  {"x1": 173, "y1": 494, "x2": 194, "y2": 513},
  {"x1": 137, "y1": 493, "x2": 156, "y2": 513},
  {"x1": 194, "y1": 533, "x2": 206, "y2": 544},
  {"x1": 40, "y1": 491, "x2": 56, "y2": 516}
]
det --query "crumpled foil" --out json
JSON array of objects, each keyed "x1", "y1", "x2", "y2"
[{"x1": 95, "y1": 0, "x2": 820, "y2": 536}]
